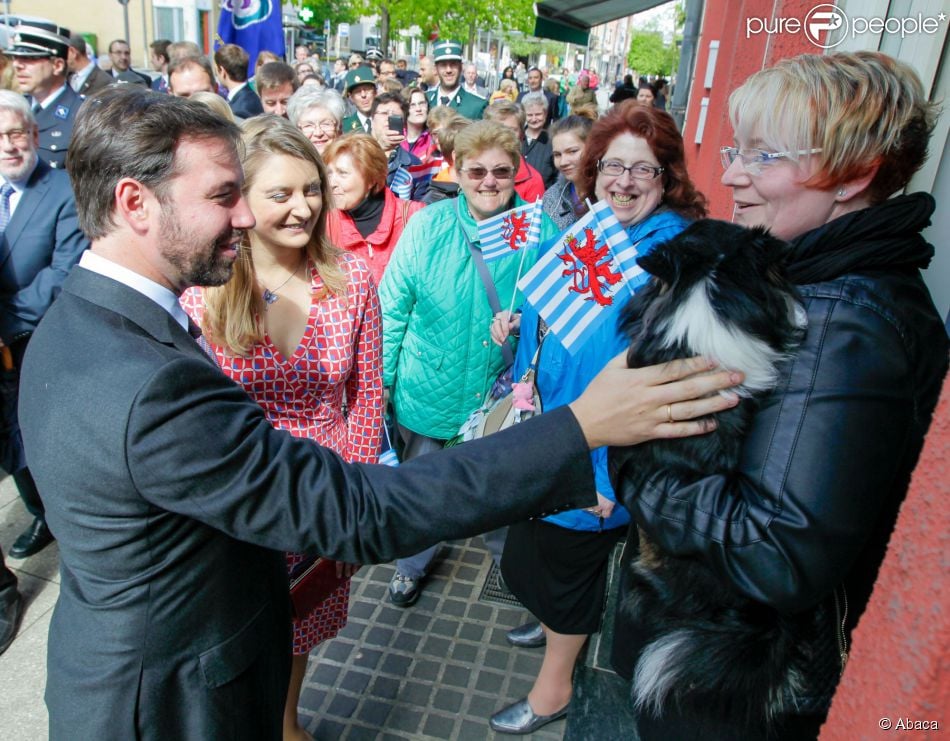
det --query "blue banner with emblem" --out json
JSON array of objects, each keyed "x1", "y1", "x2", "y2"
[{"x1": 217, "y1": 0, "x2": 285, "y2": 77}]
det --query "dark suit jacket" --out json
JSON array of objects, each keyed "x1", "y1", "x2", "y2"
[
  {"x1": 229, "y1": 84, "x2": 264, "y2": 119},
  {"x1": 19, "y1": 267, "x2": 595, "y2": 740},
  {"x1": 75, "y1": 65, "x2": 113, "y2": 96},
  {"x1": 0, "y1": 159, "x2": 88, "y2": 344},
  {"x1": 34, "y1": 86, "x2": 84, "y2": 170}
]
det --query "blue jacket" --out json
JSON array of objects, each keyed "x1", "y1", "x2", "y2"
[{"x1": 514, "y1": 209, "x2": 690, "y2": 531}]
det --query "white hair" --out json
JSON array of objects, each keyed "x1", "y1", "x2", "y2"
[
  {"x1": 287, "y1": 87, "x2": 346, "y2": 126},
  {"x1": 0, "y1": 90, "x2": 36, "y2": 130}
]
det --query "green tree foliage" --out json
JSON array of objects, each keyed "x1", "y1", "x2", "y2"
[
  {"x1": 301, "y1": 0, "x2": 360, "y2": 29},
  {"x1": 627, "y1": 29, "x2": 678, "y2": 76}
]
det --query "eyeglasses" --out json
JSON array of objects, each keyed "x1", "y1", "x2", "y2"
[
  {"x1": 720, "y1": 146, "x2": 823, "y2": 175},
  {"x1": 459, "y1": 165, "x2": 515, "y2": 181},
  {"x1": 0, "y1": 129, "x2": 30, "y2": 144},
  {"x1": 597, "y1": 160, "x2": 664, "y2": 180},
  {"x1": 299, "y1": 121, "x2": 338, "y2": 136}
]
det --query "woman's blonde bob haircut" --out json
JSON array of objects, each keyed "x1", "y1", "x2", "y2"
[
  {"x1": 729, "y1": 51, "x2": 937, "y2": 203},
  {"x1": 201, "y1": 115, "x2": 345, "y2": 355}
]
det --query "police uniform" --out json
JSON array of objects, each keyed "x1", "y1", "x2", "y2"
[
  {"x1": 5, "y1": 22, "x2": 82, "y2": 170},
  {"x1": 426, "y1": 40, "x2": 487, "y2": 120},
  {"x1": 34, "y1": 86, "x2": 83, "y2": 170}
]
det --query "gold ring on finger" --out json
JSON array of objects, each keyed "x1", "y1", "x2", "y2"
[{"x1": 666, "y1": 403, "x2": 674, "y2": 424}]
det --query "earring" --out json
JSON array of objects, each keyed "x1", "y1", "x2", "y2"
[{"x1": 836, "y1": 188, "x2": 847, "y2": 197}]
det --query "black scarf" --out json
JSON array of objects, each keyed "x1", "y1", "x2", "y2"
[
  {"x1": 785, "y1": 193, "x2": 935, "y2": 285},
  {"x1": 348, "y1": 189, "x2": 386, "y2": 239}
]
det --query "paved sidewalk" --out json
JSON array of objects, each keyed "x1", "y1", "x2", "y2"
[{"x1": 0, "y1": 473, "x2": 574, "y2": 740}]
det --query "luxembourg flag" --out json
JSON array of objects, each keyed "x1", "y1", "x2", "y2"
[
  {"x1": 217, "y1": 0, "x2": 285, "y2": 77},
  {"x1": 477, "y1": 200, "x2": 542, "y2": 263},
  {"x1": 518, "y1": 200, "x2": 649, "y2": 354}
]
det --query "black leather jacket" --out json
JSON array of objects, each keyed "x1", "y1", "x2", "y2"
[{"x1": 617, "y1": 194, "x2": 947, "y2": 641}]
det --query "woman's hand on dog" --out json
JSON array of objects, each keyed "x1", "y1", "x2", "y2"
[
  {"x1": 490, "y1": 311, "x2": 520, "y2": 346},
  {"x1": 569, "y1": 354, "x2": 742, "y2": 450}
]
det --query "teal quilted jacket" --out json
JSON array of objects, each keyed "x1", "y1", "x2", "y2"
[{"x1": 380, "y1": 193, "x2": 557, "y2": 439}]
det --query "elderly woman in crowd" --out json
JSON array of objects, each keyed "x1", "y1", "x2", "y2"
[
  {"x1": 324, "y1": 134, "x2": 424, "y2": 284},
  {"x1": 288, "y1": 87, "x2": 345, "y2": 155},
  {"x1": 181, "y1": 116, "x2": 382, "y2": 741},
  {"x1": 400, "y1": 86, "x2": 436, "y2": 163},
  {"x1": 487, "y1": 101, "x2": 706, "y2": 735},
  {"x1": 541, "y1": 114, "x2": 593, "y2": 229},
  {"x1": 610, "y1": 51, "x2": 947, "y2": 741},
  {"x1": 379, "y1": 120, "x2": 561, "y2": 608},
  {"x1": 521, "y1": 91, "x2": 556, "y2": 189}
]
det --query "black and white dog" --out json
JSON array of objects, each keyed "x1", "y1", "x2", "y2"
[{"x1": 609, "y1": 220, "x2": 810, "y2": 727}]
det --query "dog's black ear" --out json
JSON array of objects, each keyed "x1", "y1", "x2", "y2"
[{"x1": 636, "y1": 238, "x2": 678, "y2": 284}]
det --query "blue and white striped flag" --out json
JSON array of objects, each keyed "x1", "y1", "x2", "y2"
[
  {"x1": 518, "y1": 200, "x2": 648, "y2": 354},
  {"x1": 389, "y1": 166, "x2": 413, "y2": 200},
  {"x1": 217, "y1": 1, "x2": 285, "y2": 78},
  {"x1": 477, "y1": 200, "x2": 542, "y2": 263}
]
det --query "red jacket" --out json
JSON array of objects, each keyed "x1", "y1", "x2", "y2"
[
  {"x1": 326, "y1": 188, "x2": 425, "y2": 285},
  {"x1": 515, "y1": 154, "x2": 545, "y2": 203}
]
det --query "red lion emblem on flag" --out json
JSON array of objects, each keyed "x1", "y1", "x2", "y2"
[
  {"x1": 500, "y1": 210, "x2": 530, "y2": 250},
  {"x1": 558, "y1": 227, "x2": 622, "y2": 306}
]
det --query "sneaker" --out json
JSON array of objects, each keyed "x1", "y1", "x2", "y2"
[{"x1": 388, "y1": 572, "x2": 421, "y2": 607}]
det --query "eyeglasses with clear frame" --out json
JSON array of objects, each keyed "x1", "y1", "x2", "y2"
[
  {"x1": 298, "y1": 120, "x2": 338, "y2": 136},
  {"x1": 720, "y1": 146, "x2": 823, "y2": 175},
  {"x1": 597, "y1": 159, "x2": 664, "y2": 180},
  {"x1": 458, "y1": 165, "x2": 516, "y2": 181}
]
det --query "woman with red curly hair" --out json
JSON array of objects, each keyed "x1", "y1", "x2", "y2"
[{"x1": 488, "y1": 100, "x2": 707, "y2": 735}]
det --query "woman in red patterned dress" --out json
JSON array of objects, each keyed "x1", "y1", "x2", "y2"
[{"x1": 181, "y1": 116, "x2": 383, "y2": 741}]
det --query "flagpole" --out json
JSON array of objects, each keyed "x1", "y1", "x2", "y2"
[{"x1": 505, "y1": 199, "x2": 541, "y2": 322}]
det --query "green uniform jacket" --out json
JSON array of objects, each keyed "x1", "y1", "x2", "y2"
[
  {"x1": 380, "y1": 193, "x2": 558, "y2": 439},
  {"x1": 342, "y1": 114, "x2": 368, "y2": 134},
  {"x1": 425, "y1": 86, "x2": 488, "y2": 120}
]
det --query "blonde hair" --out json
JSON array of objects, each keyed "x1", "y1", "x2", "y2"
[
  {"x1": 729, "y1": 51, "x2": 938, "y2": 203},
  {"x1": 201, "y1": 115, "x2": 346, "y2": 355},
  {"x1": 187, "y1": 91, "x2": 235, "y2": 122},
  {"x1": 454, "y1": 120, "x2": 520, "y2": 170}
]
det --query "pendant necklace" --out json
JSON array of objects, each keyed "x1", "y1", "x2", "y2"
[{"x1": 262, "y1": 257, "x2": 305, "y2": 305}]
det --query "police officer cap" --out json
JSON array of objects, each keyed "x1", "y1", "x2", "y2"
[
  {"x1": 6, "y1": 21, "x2": 71, "y2": 59},
  {"x1": 365, "y1": 47, "x2": 383, "y2": 61},
  {"x1": 432, "y1": 40, "x2": 463, "y2": 63},
  {"x1": 345, "y1": 66, "x2": 376, "y2": 92}
]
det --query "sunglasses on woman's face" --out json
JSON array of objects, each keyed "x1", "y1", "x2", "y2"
[{"x1": 459, "y1": 165, "x2": 516, "y2": 181}]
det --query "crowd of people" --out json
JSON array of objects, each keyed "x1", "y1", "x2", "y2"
[{"x1": 0, "y1": 16, "x2": 946, "y2": 741}]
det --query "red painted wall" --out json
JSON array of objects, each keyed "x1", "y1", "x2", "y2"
[
  {"x1": 820, "y1": 371, "x2": 949, "y2": 739},
  {"x1": 681, "y1": 1, "x2": 820, "y2": 219}
]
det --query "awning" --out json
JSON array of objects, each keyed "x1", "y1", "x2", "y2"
[{"x1": 533, "y1": 0, "x2": 668, "y2": 43}]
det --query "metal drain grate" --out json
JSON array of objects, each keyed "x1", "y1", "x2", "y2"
[{"x1": 479, "y1": 561, "x2": 523, "y2": 607}]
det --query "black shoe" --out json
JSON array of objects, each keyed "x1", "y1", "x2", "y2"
[
  {"x1": 506, "y1": 621, "x2": 546, "y2": 648},
  {"x1": 0, "y1": 591, "x2": 24, "y2": 656},
  {"x1": 9, "y1": 518, "x2": 54, "y2": 559},
  {"x1": 388, "y1": 573, "x2": 422, "y2": 607},
  {"x1": 489, "y1": 698, "x2": 568, "y2": 735}
]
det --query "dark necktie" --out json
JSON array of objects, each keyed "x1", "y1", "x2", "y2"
[
  {"x1": 440, "y1": 96, "x2": 450, "y2": 106},
  {"x1": 0, "y1": 183, "x2": 14, "y2": 238}
]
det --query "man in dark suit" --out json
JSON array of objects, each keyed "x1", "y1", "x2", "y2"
[
  {"x1": 66, "y1": 33, "x2": 111, "y2": 96},
  {"x1": 148, "y1": 39, "x2": 171, "y2": 93},
  {"x1": 0, "y1": 90, "x2": 88, "y2": 559},
  {"x1": 19, "y1": 87, "x2": 735, "y2": 740},
  {"x1": 214, "y1": 43, "x2": 263, "y2": 119},
  {"x1": 107, "y1": 39, "x2": 151, "y2": 86},
  {"x1": 7, "y1": 22, "x2": 83, "y2": 169}
]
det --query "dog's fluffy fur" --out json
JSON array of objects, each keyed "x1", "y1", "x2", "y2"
[{"x1": 610, "y1": 220, "x2": 809, "y2": 728}]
